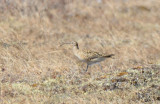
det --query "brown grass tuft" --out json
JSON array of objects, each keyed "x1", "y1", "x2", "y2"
[{"x1": 0, "y1": 0, "x2": 160, "y2": 103}]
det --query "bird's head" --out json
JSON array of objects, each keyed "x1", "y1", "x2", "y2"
[{"x1": 71, "y1": 41, "x2": 78, "y2": 47}]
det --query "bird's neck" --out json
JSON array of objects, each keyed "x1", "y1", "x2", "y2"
[{"x1": 73, "y1": 45, "x2": 79, "y2": 55}]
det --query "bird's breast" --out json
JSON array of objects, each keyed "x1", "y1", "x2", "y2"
[{"x1": 73, "y1": 50, "x2": 86, "y2": 61}]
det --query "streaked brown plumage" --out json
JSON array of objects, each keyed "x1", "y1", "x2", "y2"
[{"x1": 60, "y1": 41, "x2": 114, "y2": 72}]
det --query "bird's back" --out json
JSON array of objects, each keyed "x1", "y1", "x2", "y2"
[{"x1": 74, "y1": 49, "x2": 104, "y2": 61}]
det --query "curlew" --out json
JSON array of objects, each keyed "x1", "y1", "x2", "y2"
[{"x1": 60, "y1": 41, "x2": 114, "y2": 72}]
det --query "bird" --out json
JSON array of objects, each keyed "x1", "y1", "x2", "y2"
[{"x1": 60, "y1": 41, "x2": 114, "y2": 72}]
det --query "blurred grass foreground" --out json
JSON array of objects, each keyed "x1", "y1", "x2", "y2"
[{"x1": 0, "y1": 0, "x2": 160, "y2": 104}]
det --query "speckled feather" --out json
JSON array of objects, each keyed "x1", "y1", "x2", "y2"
[
  {"x1": 73, "y1": 44, "x2": 113, "y2": 62},
  {"x1": 61, "y1": 41, "x2": 114, "y2": 71},
  {"x1": 77, "y1": 49, "x2": 104, "y2": 61}
]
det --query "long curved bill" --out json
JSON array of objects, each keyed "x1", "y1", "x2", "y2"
[{"x1": 59, "y1": 42, "x2": 72, "y2": 47}]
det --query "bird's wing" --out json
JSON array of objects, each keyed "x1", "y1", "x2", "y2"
[{"x1": 82, "y1": 50, "x2": 102, "y2": 60}]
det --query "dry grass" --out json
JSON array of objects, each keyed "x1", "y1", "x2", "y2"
[{"x1": 0, "y1": 0, "x2": 160, "y2": 104}]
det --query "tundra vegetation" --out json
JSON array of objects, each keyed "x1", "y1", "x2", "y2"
[{"x1": 0, "y1": 0, "x2": 160, "y2": 104}]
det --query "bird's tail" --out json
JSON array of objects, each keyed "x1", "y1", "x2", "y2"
[{"x1": 104, "y1": 54, "x2": 114, "y2": 58}]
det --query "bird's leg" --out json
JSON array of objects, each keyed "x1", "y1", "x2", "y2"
[{"x1": 85, "y1": 64, "x2": 89, "y2": 72}]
